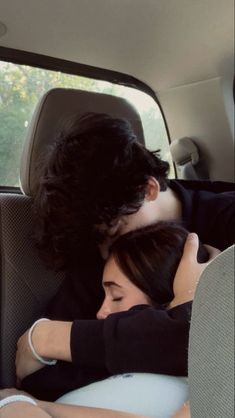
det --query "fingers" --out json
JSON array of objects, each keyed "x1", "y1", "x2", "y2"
[
  {"x1": 182, "y1": 233, "x2": 199, "y2": 262},
  {"x1": 184, "y1": 234, "x2": 220, "y2": 264}
]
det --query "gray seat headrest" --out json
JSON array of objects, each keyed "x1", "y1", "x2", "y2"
[
  {"x1": 20, "y1": 88, "x2": 144, "y2": 197},
  {"x1": 169, "y1": 137, "x2": 210, "y2": 180},
  {"x1": 170, "y1": 137, "x2": 199, "y2": 166}
]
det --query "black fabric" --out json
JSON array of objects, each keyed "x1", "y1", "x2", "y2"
[
  {"x1": 21, "y1": 361, "x2": 108, "y2": 401},
  {"x1": 72, "y1": 303, "x2": 192, "y2": 376},
  {"x1": 22, "y1": 179, "x2": 235, "y2": 400},
  {"x1": 45, "y1": 247, "x2": 104, "y2": 321},
  {"x1": 169, "y1": 180, "x2": 235, "y2": 250}
]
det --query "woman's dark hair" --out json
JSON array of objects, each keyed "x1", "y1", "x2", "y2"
[
  {"x1": 34, "y1": 112, "x2": 170, "y2": 270},
  {"x1": 110, "y1": 222, "x2": 209, "y2": 306}
]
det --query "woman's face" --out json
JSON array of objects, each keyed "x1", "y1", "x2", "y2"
[{"x1": 96, "y1": 255, "x2": 151, "y2": 319}]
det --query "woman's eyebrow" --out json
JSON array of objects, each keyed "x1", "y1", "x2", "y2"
[{"x1": 103, "y1": 281, "x2": 122, "y2": 288}]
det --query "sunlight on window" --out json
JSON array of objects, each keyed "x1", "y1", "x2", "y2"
[
  {"x1": 95, "y1": 81, "x2": 174, "y2": 176},
  {"x1": 0, "y1": 61, "x2": 174, "y2": 186}
]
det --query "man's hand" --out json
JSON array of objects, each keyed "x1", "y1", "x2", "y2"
[
  {"x1": 169, "y1": 233, "x2": 220, "y2": 309},
  {"x1": 16, "y1": 330, "x2": 44, "y2": 384}
]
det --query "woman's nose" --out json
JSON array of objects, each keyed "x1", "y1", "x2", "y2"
[{"x1": 96, "y1": 302, "x2": 110, "y2": 320}]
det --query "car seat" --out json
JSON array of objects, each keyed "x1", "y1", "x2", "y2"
[
  {"x1": 170, "y1": 137, "x2": 210, "y2": 180},
  {"x1": 188, "y1": 244, "x2": 234, "y2": 418},
  {"x1": 0, "y1": 88, "x2": 144, "y2": 387}
]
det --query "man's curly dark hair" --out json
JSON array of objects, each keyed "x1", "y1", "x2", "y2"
[{"x1": 34, "y1": 113, "x2": 170, "y2": 270}]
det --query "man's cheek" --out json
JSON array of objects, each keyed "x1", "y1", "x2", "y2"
[{"x1": 98, "y1": 236, "x2": 118, "y2": 259}]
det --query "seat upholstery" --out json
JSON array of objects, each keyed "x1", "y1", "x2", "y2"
[
  {"x1": 0, "y1": 88, "x2": 144, "y2": 387},
  {"x1": 188, "y1": 245, "x2": 234, "y2": 418},
  {"x1": 0, "y1": 194, "x2": 65, "y2": 387},
  {"x1": 170, "y1": 137, "x2": 209, "y2": 180}
]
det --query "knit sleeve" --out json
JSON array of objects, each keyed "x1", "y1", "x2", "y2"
[{"x1": 71, "y1": 302, "x2": 192, "y2": 376}]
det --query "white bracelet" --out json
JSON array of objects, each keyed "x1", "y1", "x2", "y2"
[
  {"x1": 28, "y1": 318, "x2": 57, "y2": 366},
  {"x1": 0, "y1": 395, "x2": 37, "y2": 409}
]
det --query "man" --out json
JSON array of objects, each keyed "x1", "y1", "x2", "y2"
[{"x1": 19, "y1": 113, "x2": 234, "y2": 400}]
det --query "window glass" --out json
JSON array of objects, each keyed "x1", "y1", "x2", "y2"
[{"x1": 0, "y1": 61, "x2": 174, "y2": 187}]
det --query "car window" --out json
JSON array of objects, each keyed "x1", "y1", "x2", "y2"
[{"x1": 0, "y1": 60, "x2": 174, "y2": 187}]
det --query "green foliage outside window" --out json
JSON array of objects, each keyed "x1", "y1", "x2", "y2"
[
  {"x1": 0, "y1": 61, "x2": 172, "y2": 187},
  {"x1": 0, "y1": 62, "x2": 98, "y2": 186}
]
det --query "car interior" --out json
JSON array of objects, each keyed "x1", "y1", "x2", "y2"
[{"x1": 0, "y1": 0, "x2": 234, "y2": 417}]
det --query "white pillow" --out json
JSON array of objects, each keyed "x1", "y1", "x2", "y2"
[{"x1": 56, "y1": 373, "x2": 188, "y2": 418}]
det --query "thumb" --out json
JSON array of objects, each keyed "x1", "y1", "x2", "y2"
[{"x1": 182, "y1": 233, "x2": 199, "y2": 261}]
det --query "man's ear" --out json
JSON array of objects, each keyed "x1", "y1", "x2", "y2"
[{"x1": 145, "y1": 177, "x2": 160, "y2": 201}]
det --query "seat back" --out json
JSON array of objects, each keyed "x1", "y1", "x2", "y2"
[
  {"x1": 0, "y1": 194, "x2": 65, "y2": 387},
  {"x1": 188, "y1": 245, "x2": 234, "y2": 418},
  {"x1": 170, "y1": 137, "x2": 209, "y2": 180},
  {"x1": 0, "y1": 88, "x2": 144, "y2": 387},
  {"x1": 20, "y1": 88, "x2": 144, "y2": 197}
]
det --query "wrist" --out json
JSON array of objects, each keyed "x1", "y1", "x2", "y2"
[
  {"x1": 0, "y1": 395, "x2": 37, "y2": 409},
  {"x1": 169, "y1": 293, "x2": 194, "y2": 309},
  {"x1": 31, "y1": 320, "x2": 52, "y2": 359},
  {"x1": 28, "y1": 319, "x2": 57, "y2": 365},
  {"x1": 0, "y1": 395, "x2": 38, "y2": 418},
  {"x1": 33, "y1": 320, "x2": 72, "y2": 361},
  {"x1": 1, "y1": 402, "x2": 52, "y2": 418},
  {"x1": 1, "y1": 402, "x2": 38, "y2": 418},
  {"x1": 171, "y1": 281, "x2": 199, "y2": 308}
]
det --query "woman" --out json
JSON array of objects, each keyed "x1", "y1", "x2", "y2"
[
  {"x1": 97, "y1": 221, "x2": 209, "y2": 317},
  {"x1": 11, "y1": 224, "x2": 216, "y2": 418}
]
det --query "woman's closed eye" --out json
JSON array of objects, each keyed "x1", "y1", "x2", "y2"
[{"x1": 112, "y1": 297, "x2": 123, "y2": 302}]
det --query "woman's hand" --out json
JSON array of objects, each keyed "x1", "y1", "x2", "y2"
[
  {"x1": 0, "y1": 388, "x2": 24, "y2": 400},
  {"x1": 0, "y1": 387, "x2": 36, "y2": 401},
  {"x1": 0, "y1": 388, "x2": 53, "y2": 418},
  {"x1": 171, "y1": 401, "x2": 191, "y2": 418},
  {"x1": 169, "y1": 233, "x2": 220, "y2": 308},
  {"x1": 16, "y1": 329, "x2": 45, "y2": 384}
]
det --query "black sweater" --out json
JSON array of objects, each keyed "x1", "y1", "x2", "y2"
[{"x1": 22, "y1": 179, "x2": 235, "y2": 400}]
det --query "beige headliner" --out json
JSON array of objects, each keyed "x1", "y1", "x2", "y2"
[{"x1": 0, "y1": 0, "x2": 234, "y2": 91}]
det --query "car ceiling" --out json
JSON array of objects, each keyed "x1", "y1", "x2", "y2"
[{"x1": 0, "y1": 0, "x2": 234, "y2": 92}]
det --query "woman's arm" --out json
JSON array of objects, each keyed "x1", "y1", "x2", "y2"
[
  {"x1": 0, "y1": 401, "x2": 148, "y2": 418},
  {"x1": 17, "y1": 305, "x2": 191, "y2": 383},
  {"x1": 0, "y1": 391, "x2": 147, "y2": 418},
  {"x1": 16, "y1": 234, "x2": 219, "y2": 382},
  {"x1": 0, "y1": 389, "x2": 52, "y2": 418},
  {"x1": 15, "y1": 320, "x2": 72, "y2": 381},
  {"x1": 39, "y1": 400, "x2": 148, "y2": 418},
  {"x1": 1, "y1": 402, "x2": 52, "y2": 418},
  {"x1": 171, "y1": 401, "x2": 191, "y2": 418}
]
